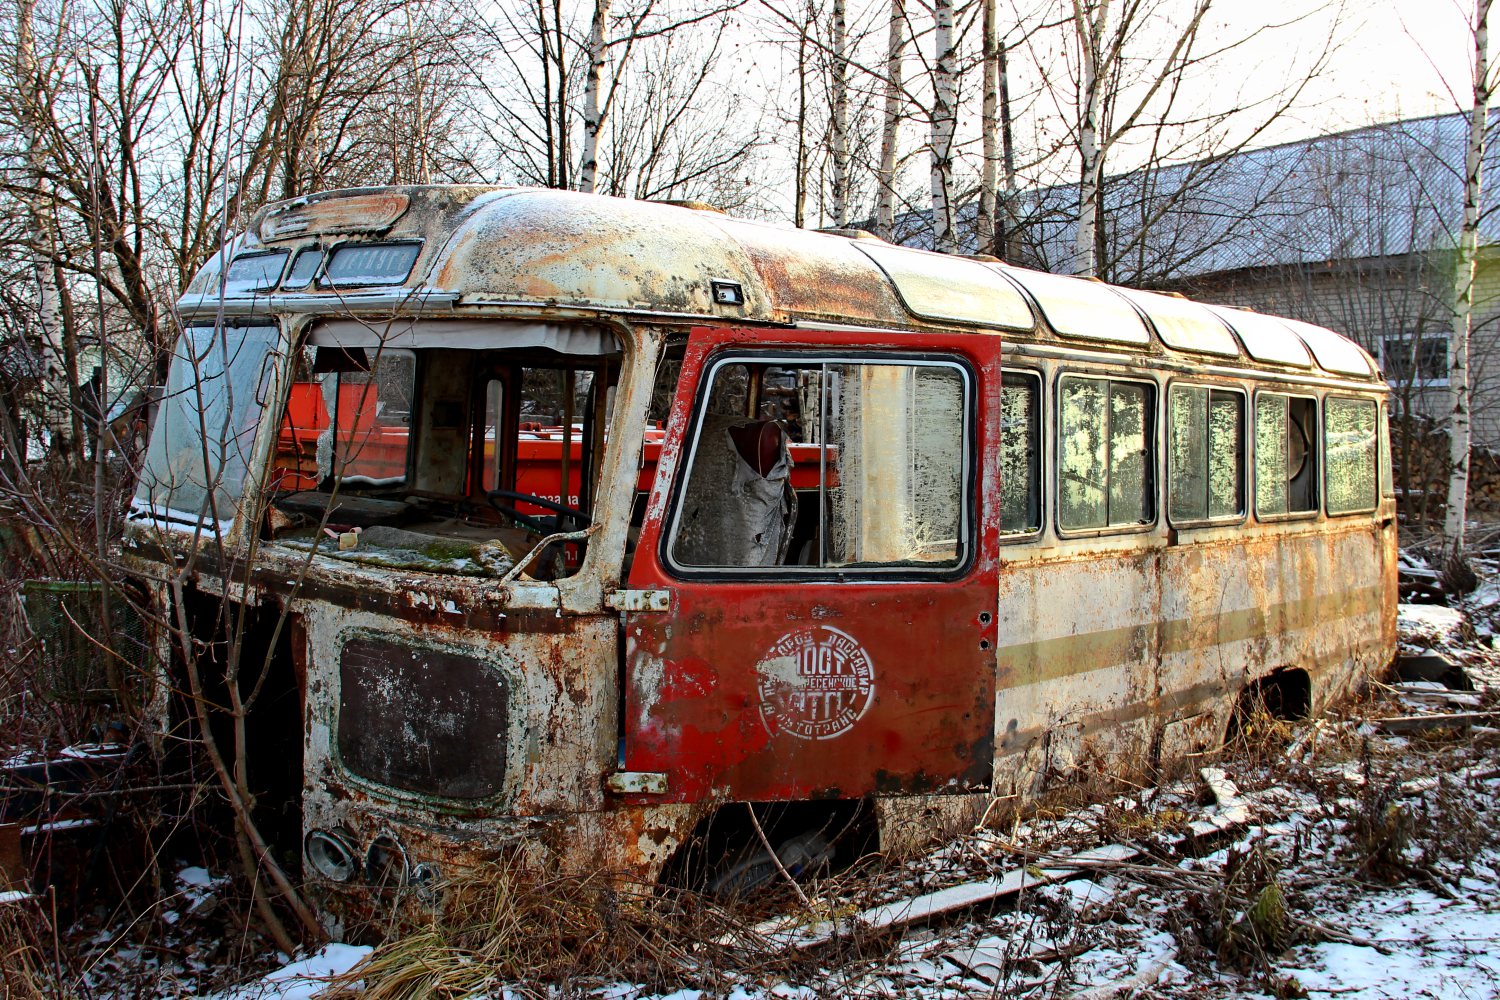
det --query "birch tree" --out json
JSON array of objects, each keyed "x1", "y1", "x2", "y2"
[
  {"x1": 580, "y1": 0, "x2": 611, "y2": 192},
  {"x1": 875, "y1": 0, "x2": 906, "y2": 237},
  {"x1": 1447, "y1": 0, "x2": 1495, "y2": 550},
  {"x1": 11, "y1": 0, "x2": 74, "y2": 462},
  {"x1": 931, "y1": 0, "x2": 959, "y2": 252},
  {"x1": 978, "y1": 0, "x2": 999, "y2": 254},
  {"x1": 1070, "y1": 0, "x2": 1107, "y2": 274},
  {"x1": 830, "y1": 0, "x2": 850, "y2": 225}
]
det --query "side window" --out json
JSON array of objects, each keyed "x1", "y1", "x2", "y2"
[
  {"x1": 1058, "y1": 375, "x2": 1155, "y2": 531},
  {"x1": 669, "y1": 357, "x2": 970, "y2": 572},
  {"x1": 1000, "y1": 372, "x2": 1041, "y2": 535},
  {"x1": 1325, "y1": 396, "x2": 1378, "y2": 515},
  {"x1": 1255, "y1": 393, "x2": 1318, "y2": 517},
  {"x1": 1167, "y1": 384, "x2": 1244, "y2": 523}
]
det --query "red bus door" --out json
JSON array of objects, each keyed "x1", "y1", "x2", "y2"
[{"x1": 620, "y1": 328, "x2": 1000, "y2": 803}]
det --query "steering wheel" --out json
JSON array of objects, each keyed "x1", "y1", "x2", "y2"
[{"x1": 484, "y1": 489, "x2": 590, "y2": 537}]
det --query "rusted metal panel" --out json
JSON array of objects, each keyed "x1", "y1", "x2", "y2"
[
  {"x1": 605, "y1": 771, "x2": 669, "y2": 795},
  {"x1": 260, "y1": 191, "x2": 411, "y2": 239},
  {"x1": 621, "y1": 325, "x2": 1002, "y2": 803},
  {"x1": 605, "y1": 589, "x2": 671, "y2": 612},
  {"x1": 338, "y1": 637, "x2": 510, "y2": 799}
]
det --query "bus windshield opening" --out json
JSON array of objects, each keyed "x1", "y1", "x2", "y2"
[{"x1": 266, "y1": 321, "x2": 621, "y2": 580}]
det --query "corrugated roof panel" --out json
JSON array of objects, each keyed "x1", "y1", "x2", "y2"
[
  {"x1": 856, "y1": 243, "x2": 1034, "y2": 330},
  {"x1": 1112, "y1": 287, "x2": 1240, "y2": 356},
  {"x1": 1000, "y1": 267, "x2": 1151, "y2": 344},
  {"x1": 1206, "y1": 305, "x2": 1312, "y2": 367}
]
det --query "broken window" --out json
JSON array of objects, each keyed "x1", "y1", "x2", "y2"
[
  {"x1": 319, "y1": 349, "x2": 415, "y2": 486},
  {"x1": 1324, "y1": 396, "x2": 1377, "y2": 515},
  {"x1": 134, "y1": 322, "x2": 282, "y2": 526},
  {"x1": 1255, "y1": 393, "x2": 1318, "y2": 518},
  {"x1": 669, "y1": 356, "x2": 969, "y2": 572},
  {"x1": 267, "y1": 320, "x2": 620, "y2": 579},
  {"x1": 1168, "y1": 384, "x2": 1244, "y2": 523},
  {"x1": 1000, "y1": 372, "x2": 1041, "y2": 535},
  {"x1": 1058, "y1": 375, "x2": 1154, "y2": 531}
]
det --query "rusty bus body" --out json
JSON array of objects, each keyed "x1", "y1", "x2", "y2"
[{"x1": 123, "y1": 186, "x2": 1397, "y2": 916}]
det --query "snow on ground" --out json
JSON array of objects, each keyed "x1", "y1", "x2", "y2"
[{"x1": 215, "y1": 944, "x2": 373, "y2": 1000}]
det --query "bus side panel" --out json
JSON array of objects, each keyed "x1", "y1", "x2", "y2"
[{"x1": 993, "y1": 539, "x2": 1163, "y2": 794}]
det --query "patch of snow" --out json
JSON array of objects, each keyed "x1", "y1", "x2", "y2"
[
  {"x1": 1397, "y1": 602, "x2": 1466, "y2": 640},
  {"x1": 216, "y1": 943, "x2": 373, "y2": 1000}
]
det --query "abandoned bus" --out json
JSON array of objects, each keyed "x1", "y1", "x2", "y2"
[{"x1": 123, "y1": 186, "x2": 1397, "y2": 914}]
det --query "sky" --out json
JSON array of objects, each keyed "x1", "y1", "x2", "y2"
[{"x1": 1218, "y1": 0, "x2": 1477, "y2": 142}]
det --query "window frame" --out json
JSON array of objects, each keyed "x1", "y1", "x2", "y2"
[
  {"x1": 999, "y1": 367, "x2": 1045, "y2": 543},
  {"x1": 1052, "y1": 370, "x2": 1158, "y2": 538},
  {"x1": 1323, "y1": 394, "x2": 1380, "y2": 517},
  {"x1": 659, "y1": 349, "x2": 978, "y2": 582},
  {"x1": 1252, "y1": 389, "x2": 1321, "y2": 523},
  {"x1": 1165, "y1": 379, "x2": 1247, "y2": 529}
]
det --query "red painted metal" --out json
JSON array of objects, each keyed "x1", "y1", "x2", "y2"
[{"x1": 622, "y1": 326, "x2": 1002, "y2": 804}]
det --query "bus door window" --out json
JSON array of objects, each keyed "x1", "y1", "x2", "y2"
[
  {"x1": 668, "y1": 357, "x2": 969, "y2": 572},
  {"x1": 1323, "y1": 396, "x2": 1378, "y2": 515},
  {"x1": 1000, "y1": 372, "x2": 1042, "y2": 536},
  {"x1": 1255, "y1": 392, "x2": 1319, "y2": 518},
  {"x1": 1167, "y1": 384, "x2": 1245, "y2": 524},
  {"x1": 1058, "y1": 375, "x2": 1155, "y2": 531}
]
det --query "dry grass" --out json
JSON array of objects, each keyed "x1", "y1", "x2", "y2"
[
  {"x1": 0, "y1": 897, "x2": 76, "y2": 1000},
  {"x1": 325, "y1": 858, "x2": 776, "y2": 997}
]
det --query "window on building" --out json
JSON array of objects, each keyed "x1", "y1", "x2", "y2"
[
  {"x1": 1255, "y1": 393, "x2": 1319, "y2": 517},
  {"x1": 1324, "y1": 396, "x2": 1378, "y2": 515},
  {"x1": 1381, "y1": 334, "x2": 1447, "y2": 385},
  {"x1": 669, "y1": 356, "x2": 970, "y2": 572},
  {"x1": 1058, "y1": 375, "x2": 1154, "y2": 531},
  {"x1": 1168, "y1": 384, "x2": 1245, "y2": 523},
  {"x1": 1000, "y1": 372, "x2": 1041, "y2": 535}
]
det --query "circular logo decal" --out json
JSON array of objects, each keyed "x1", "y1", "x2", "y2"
[{"x1": 755, "y1": 625, "x2": 876, "y2": 741}]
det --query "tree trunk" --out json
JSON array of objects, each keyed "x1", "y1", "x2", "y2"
[
  {"x1": 795, "y1": 17, "x2": 809, "y2": 228},
  {"x1": 13, "y1": 0, "x2": 73, "y2": 463},
  {"x1": 1000, "y1": 42, "x2": 1019, "y2": 261},
  {"x1": 876, "y1": 0, "x2": 905, "y2": 238},
  {"x1": 1447, "y1": 0, "x2": 1492, "y2": 550},
  {"x1": 580, "y1": 0, "x2": 610, "y2": 193},
  {"x1": 1073, "y1": 0, "x2": 1108, "y2": 276},
  {"x1": 978, "y1": 0, "x2": 998, "y2": 255},
  {"x1": 830, "y1": 0, "x2": 850, "y2": 226},
  {"x1": 931, "y1": 0, "x2": 958, "y2": 253}
]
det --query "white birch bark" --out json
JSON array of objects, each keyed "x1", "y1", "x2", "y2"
[
  {"x1": 579, "y1": 0, "x2": 611, "y2": 193},
  {"x1": 1447, "y1": 0, "x2": 1493, "y2": 549},
  {"x1": 13, "y1": 0, "x2": 70, "y2": 458},
  {"x1": 999, "y1": 41, "x2": 1018, "y2": 260},
  {"x1": 875, "y1": 0, "x2": 905, "y2": 238},
  {"x1": 830, "y1": 0, "x2": 850, "y2": 226},
  {"x1": 931, "y1": 0, "x2": 958, "y2": 253},
  {"x1": 1072, "y1": 0, "x2": 1107, "y2": 276},
  {"x1": 978, "y1": 0, "x2": 998, "y2": 255}
]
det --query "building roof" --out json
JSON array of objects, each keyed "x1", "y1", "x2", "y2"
[{"x1": 894, "y1": 111, "x2": 1500, "y2": 285}]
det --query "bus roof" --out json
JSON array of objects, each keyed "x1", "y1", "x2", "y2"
[{"x1": 180, "y1": 185, "x2": 1380, "y2": 381}]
